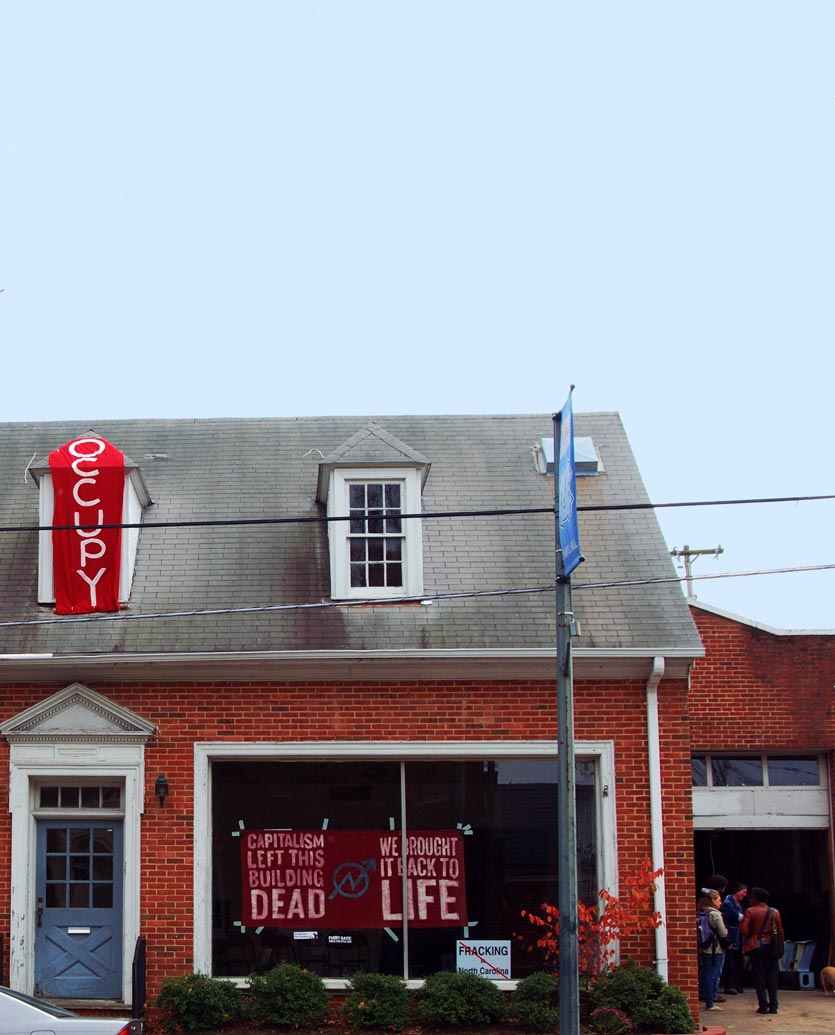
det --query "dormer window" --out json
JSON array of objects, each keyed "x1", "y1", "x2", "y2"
[
  {"x1": 28, "y1": 434, "x2": 151, "y2": 614},
  {"x1": 317, "y1": 423, "x2": 429, "y2": 601},
  {"x1": 329, "y1": 468, "x2": 423, "y2": 599},
  {"x1": 348, "y1": 479, "x2": 405, "y2": 589}
]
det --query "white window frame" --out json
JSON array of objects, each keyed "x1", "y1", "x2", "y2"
[
  {"x1": 692, "y1": 753, "x2": 824, "y2": 789},
  {"x1": 326, "y1": 467, "x2": 424, "y2": 600},
  {"x1": 192, "y1": 739, "x2": 616, "y2": 984},
  {"x1": 692, "y1": 753, "x2": 829, "y2": 830},
  {"x1": 37, "y1": 471, "x2": 144, "y2": 605}
]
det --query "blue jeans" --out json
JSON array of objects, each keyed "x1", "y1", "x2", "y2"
[
  {"x1": 722, "y1": 945, "x2": 744, "y2": 989},
  {"x1": 699, "y1": 951, "x2": 724, "y2": 1008}
]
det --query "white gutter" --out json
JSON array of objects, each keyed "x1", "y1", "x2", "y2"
[
  {"x1": 0, "y1": 646, "x2": 701, "y2": 682},
  {"x1": 646, "y1": 656, "x2": 669, "y2": 982},
  {"x1": 0, "y1": 647, "x2": 701, "y2": 664}
]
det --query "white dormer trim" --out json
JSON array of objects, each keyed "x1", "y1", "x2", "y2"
[
  {"x1": 30, "y1": 465, "x2": 150, "y2": 606},
  {"x1": 327, "y1": 466, "x2": 425, "y2": 600}
]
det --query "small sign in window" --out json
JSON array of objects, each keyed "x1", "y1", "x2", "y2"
[{"x1": 456, "y1": 940, "x2": 511, "y2": 980}]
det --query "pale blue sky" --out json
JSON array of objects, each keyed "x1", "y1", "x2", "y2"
[{"x1": 2, "y1": 2, "x2": 833, "y2": 629}]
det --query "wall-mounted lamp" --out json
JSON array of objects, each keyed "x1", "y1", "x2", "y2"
[{"x1": 155, "y1": 774, "x2": 170, "y2": 807}]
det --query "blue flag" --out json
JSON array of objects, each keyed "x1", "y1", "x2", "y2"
[{"x1": 557, "y1": 392, "x2": 583, "y2": 576}]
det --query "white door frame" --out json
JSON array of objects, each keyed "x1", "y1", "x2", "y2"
[
  {"x1": 8, "y1": 753, "x2": 145, "y2": 999},
  {"x1": 2, "y1": 685, "x2": 154, "y2": 1001}
]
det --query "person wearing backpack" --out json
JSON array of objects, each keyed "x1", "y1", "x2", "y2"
[
  {"x1": 698, "y1": 889, "x2": 728, "y2": 1011},
  {"x1": 740, "y1": 886, "x2": 785, "y2": 1015}
]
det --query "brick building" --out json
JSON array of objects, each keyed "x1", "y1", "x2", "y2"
[
  {"x1": 688, "y1": 600, "x2": 835, "y2": 971},
  {"x1": 0, "y1": 414, "x2": 703, "y2": 1008}
]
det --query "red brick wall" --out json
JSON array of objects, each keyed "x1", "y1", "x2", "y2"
[
  {"x1": 689, "y1": 607, "x2": 835, "y2": 753},
  {"x1": 0, "y1": 675, "x2": 697, "y2": 1003},
  {"x1": 689, "y1": 605, "x2": 835, "y2": 985}
]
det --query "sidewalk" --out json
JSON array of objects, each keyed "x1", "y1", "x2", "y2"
[{"x1": 699, "y1": 987, "x2": 834, "y2": 1035}]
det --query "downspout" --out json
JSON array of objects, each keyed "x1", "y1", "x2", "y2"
[{"x1": 646, "y1": 656, "x2": 668, "y2": 981}]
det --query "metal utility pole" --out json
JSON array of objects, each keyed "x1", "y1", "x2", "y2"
[
  {"x1": 554, "y1": 408, "x2": 579, "y2": 1035},
  {"x1": 670, "y1": 544, "x2": 724, "y2": 598}
]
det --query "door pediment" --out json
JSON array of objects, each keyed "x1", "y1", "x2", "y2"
[{"x1": 0, "y1": 684, "x2": 155, "y2": 744}]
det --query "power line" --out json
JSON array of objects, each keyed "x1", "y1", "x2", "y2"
[
  {"x1": 0, "y1": 584, "x2": 555, "y2": 629},
  {"x1": 0, "y1": 562, "x2": 832, "y2": 630},
  {"x1": 574, "y1": 562, "x2": 835, "y2": 591},
  {"x1": 582, "y1": 494, "x2": 835, "y2": 513},
  {"x1": 0, "y1": 493, "x2": 833, "y2": 534}
]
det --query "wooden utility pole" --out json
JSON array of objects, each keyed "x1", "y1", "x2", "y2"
[{"x1": 670, "y1": 544, "x2": 724, "y2": 597}]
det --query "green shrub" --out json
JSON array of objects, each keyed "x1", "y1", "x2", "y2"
[
  {"x1": 589, "y1": 963, "x2": 694, "y2": 1034},
  {"x1": 640, "y1": 984, "x2": 695, "y2": 1035},
  {"x1": 416, "y1": 971, "x2": 505, "y2": 1028},
  {"x1": 511, "y1": 971, "x2": 559, "y2": 1031},
  {"x1": 246, "y1": 962, "x2": 329, "y2": 1027},
  {"x1": 589, "y1": 1006, "x2": 632, "y2": 1035},
  {"x1": 341, "y1": 972, "x2": 411, "y2": 1031},
  {"x1": 578, "y1": 975, "x2": 597, "y2": 1024},
  {"x1": 155, "y1": 973, "x2": 241, "y2": 1031},
  {"x1": 589, "y1": 962, "x2": 664, "y2": 1020}
]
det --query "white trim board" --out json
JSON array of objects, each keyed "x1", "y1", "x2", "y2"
[
  {"x1": 7, "y1": 752, "x2": 145, "y2": 999},
  {"x1": 192, "y1": 739, "x2": 616, "y2": 979}
]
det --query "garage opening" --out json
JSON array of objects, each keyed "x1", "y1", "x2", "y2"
[{"x1": 694, "y1": 828, "x2": 832, "y2": 974}]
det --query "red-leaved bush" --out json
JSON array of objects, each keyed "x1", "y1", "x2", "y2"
[{"x1": 518, "y1": 862, "x2": 663, "y2": 976}]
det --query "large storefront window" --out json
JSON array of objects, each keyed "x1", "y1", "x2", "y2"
[{"x1": 211, "y1": 756, "x2": 598, "y2": 981}]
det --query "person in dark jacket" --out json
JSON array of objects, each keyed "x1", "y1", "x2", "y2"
[
  {"x1": 721, "y1": 881, "x2": 748, "y2": 994},
  {"x1": 740, "y1": 886, "x2": 785, "y2": 1015},
  {"x1": 706, "y1": 873, "x2": 729, "y2": 895}
]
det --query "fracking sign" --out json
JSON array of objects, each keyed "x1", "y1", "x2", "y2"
[
  {"x1": 456, "y1": 940, "x2": 511, "y2": 980},
  {"x1": 241, "y1": 829, "x2": 466, "y2": 928}
]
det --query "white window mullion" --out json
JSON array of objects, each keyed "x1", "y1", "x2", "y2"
[{"x1": 329, "y1": 468, "x2": 423, "y2": 600}]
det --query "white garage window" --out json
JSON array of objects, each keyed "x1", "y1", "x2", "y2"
[{"x1": 692, "y1": 755, "x2": 821, "y2": 788}]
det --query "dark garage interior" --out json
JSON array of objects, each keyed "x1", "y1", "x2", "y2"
[{"x1": 694, "y1": 828, "x2": 833, "y2": 976}]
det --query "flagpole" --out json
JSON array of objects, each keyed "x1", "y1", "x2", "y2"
[{"x1": 554, "y1": 404, "x2": 579, "y2": 1035}]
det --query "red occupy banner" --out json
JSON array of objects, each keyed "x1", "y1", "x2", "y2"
[
  {"x1": 241, "y1": 829, "x2": 466, "y2": 929},
  {"x1": 48, "y1": 436, "x2": 125, "y2": 615}
]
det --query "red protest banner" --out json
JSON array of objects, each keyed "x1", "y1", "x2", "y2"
[
  {"x1": 48, "y1": 436, "x2": 125, "y2": 615},
  {"x1": 241, "y1": 829, "x2": 466, "y2": 929}
]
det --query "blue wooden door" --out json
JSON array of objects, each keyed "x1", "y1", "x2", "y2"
[{"x1": 35, "y1": 820, "x2": 123, "y2": 999}]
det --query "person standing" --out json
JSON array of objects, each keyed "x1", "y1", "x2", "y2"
[
  {"x1": 698, "y1": 890, "x2": 728, "y2": 1011},
  {"x1": 705, "y1": 874, "x2": 729, "y2": 896},
  {"x1": 740, "y1": 886, "x2": 785, "y2": 1015},
  {"x1": 721, "y1": 882, "x2": 748, "y2": 994}
]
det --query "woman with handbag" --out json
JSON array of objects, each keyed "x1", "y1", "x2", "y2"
[{"x1": 740, "y1": 886, "x2": 786, "y2": 1015}]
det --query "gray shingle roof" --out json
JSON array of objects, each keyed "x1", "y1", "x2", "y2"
[
  {"x1": 321, "y1": 421, "x2": 430, "y2": 466},
  {"x1": 0, "y1": 414, "x2": 701, "y2": 658}
]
